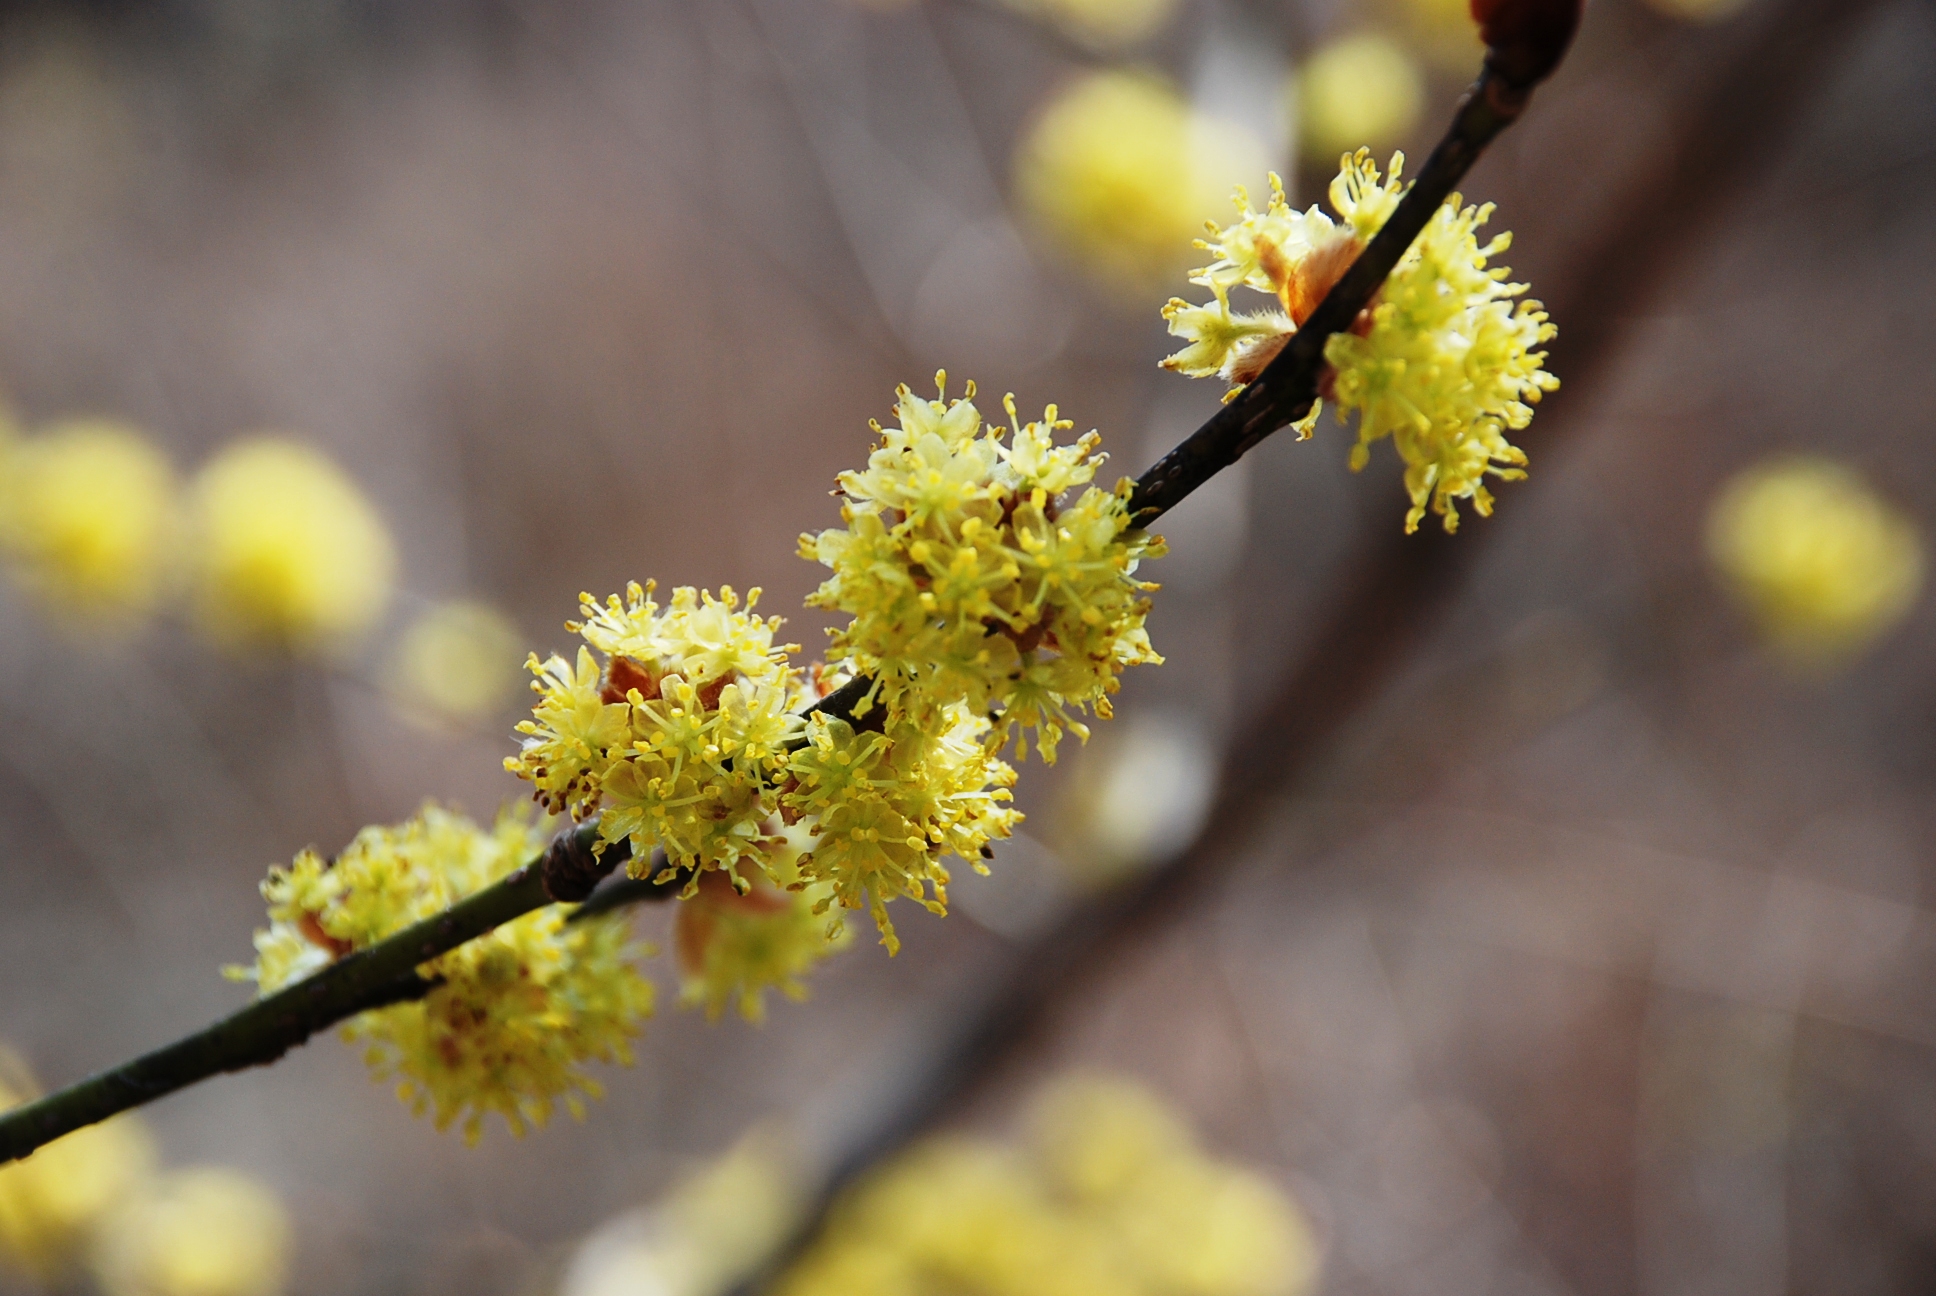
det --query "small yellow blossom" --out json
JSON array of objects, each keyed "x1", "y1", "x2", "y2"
[
  {"x1": 0, "y1": 419, "x2": 181, "y2": 631},
  {"x1": 802, "y1": 377, "x2": 1165, "y2": 763},
  {"x1": 90, "y1": 1168, "x2": 289, "y2": 1296},
  {"x1": 508, "y1": 578, "x2": 1026, "y2": 950},
  {"x1": 562, "y1": 1125, "x2": 804, "y2": 1296},
  {"x1": 186, "y1": 437, "x2": 396, "y2": 654},
  {"x1": 996, "y1": 0, "x2": 1177, "y2": 52},
  {"x1": 1396, "y1": 0, "x2": 1486, "y2": 70},
  {"x1": 1014, "y1": 71, "x2": 1269, "y2": 293},
  {"x1": 1707, "y1": 457, "x2": 1924, "y2": 669},
  {"x1": 387, "y1": 599, "x2": 526, "y2": 727},
  {"x1": 1162, "y1": 150, "x2": 1558, "y2": 533},
  {"x1": 1643, "y1": 0, "x2": 1753, "y2": 23},
  {"x1": 508, "y1": 583, "x2": 802, "y2": 884},
  {"x1": 1294, "y1": 34, "x2": 1424, "y2": 167},
  {"x1": 784, "y1": 706, "x2": 1019, "y2": 952},
  {"x1": 0, "y1": 1054, "x2": 155, "y2": 1284},
  {"x1": 230, "y1": 804, "x2": 655, "y2": 1142},
  {"x1": 778, "y1": 1073, "x2": 1318, "y2": 1296},
  {"x1": 673, "y1": 838, "x2": 852, "y2": 1022}
]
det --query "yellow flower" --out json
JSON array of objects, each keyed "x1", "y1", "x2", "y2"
[
  {"x1": 802, "y1": 377, "x2": 1165, "y2": 763},
  {"x1": 186, "y1": 437, "x2": 395, "y2": 654},
  {"x1": 508, "y1": 583, "x2": 803, "y2": 885},
  {"x1": 1395, "y1": 0, "x2": 1486, "y2": 70},
  {"x1": 230, "y1": 804, "x2": 656, "y2": 1143},
  {"x1": 90, "y1": 1168, "x2": 289, "y2": 1296},
  {"x1": 1643, "y1": 0, "x2": 1753, "y2": 22},
  {"x1": 1707, "y1": 457, "x2": 1924, "y2": 669},
  {"x1": 507, "y1": 576, "x2": 1029, "y2": 952},
  {"x1": 0, "y1": 1053, "x2": 155, "y2": 1284},
  {"x1": 783, "y1": 707, "x2": 1019, "y2": 952},
  {"x1": 995, "y1": 0, "x2": 1177, "y2": 51},
  {"x1": 673, "y1": 845, "x2": 852, "y2": 1022},
  {"x1": 1163, "y1": 151, "x2": 1557, "y2": 533},
  {"x1": 779, "y1": 1072, "x2": 1319, "y2": 1296},
  {"x1": 387, "y1": 599, "x2": 526, "y2": 727},
  {"x1": 0, "y1": 419, "x2": 181, "y2": 631},
  {"x1": 1014, "y1": 71, "x2": 1269, "y2": 294},
  {"x1": 1294, "y1": 34, "x2": 1424, "y2": 167}
]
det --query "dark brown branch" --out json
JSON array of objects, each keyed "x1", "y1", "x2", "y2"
[
  {"x1": 1127, "y1": 66, "x2": 1532, "y2": 524},
  {"x1": 0, "y1": 823, "x2": 645, "y2": 1164},
  {"x1": 812, "y1": 53, "x2": 1547, "y2": 731}
]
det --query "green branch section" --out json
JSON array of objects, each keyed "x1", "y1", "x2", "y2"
[{"x1": 0, "y1": 824, "x2": 648, "y2": 1165}]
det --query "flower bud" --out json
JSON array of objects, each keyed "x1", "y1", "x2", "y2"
[{"x1": 1470, "y1": 0, "x2": 1582, "y2": 88}]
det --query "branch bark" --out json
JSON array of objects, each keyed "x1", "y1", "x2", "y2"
[{"x1": 0, "y1": 823, "x2": 661, "y2": 1164}]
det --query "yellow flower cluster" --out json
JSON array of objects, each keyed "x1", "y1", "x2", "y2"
[
  {"x1": 0, "y1": 1052, "x2": 290, "y2": 1296},
  {"x1": 507, "y1": 575, "x2": 1023, "y2": 953},
  {"x1": 0, "y1": 415, "x2": 396, "y2": 653},
  {"x1": 231, "y1": 804, "x2": 655, "y2": 1143},
  {"x1": 802, "y1": 377, "x2": 1165, "y2": 762},
  {"x1": 92, "y1": 1168, "x2": 290, "y2": 1296},
  {"x1": 1706, "y1": 456, "x2": 1925, "y2": 669},
  {"x1": 0, "y1": 419, "x2": 181, "y2": 632},
  {"x1": 186, "y1": 438, "x2": 395, "y2": 654},
  {"x1": 1295, "y1": 34, "x2": 1423, "y2": 166},
  {"x1": 1163, "y1": 150, "x2": 1558, "y2": 533},
  {"x1": 778, "y1": 1074, "x2": 1318, "y2": 1296},
  {"x1": 786, "y1": 706, "x2": 1019, "y2": 950},
  {"x1": 0, "y1": 1057, "x2": 154, "y2": 1284},
  {"x1": 510, "y1": 583, "x2": 802, "y2": 881},
  {"x1": 1013, "y1": 71, "x2": 1268, "y2": 293},
  {"x1": 995, "y1": 0, "x2": 1177, "y2": 52},
  {"x1": 673, "y1": 834, "x2": 852, "y2": 1022}
]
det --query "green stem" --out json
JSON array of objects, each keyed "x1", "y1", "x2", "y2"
[{"x1": 0, "y1": 823, "x2": 648, "y2": 1164}]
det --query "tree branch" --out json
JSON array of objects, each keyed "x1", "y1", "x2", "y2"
[
  {"x1": 0, "y1": 822, "x2": 650, "y2": 1164},
  {"x1": 1127, "y1": 67, "x2": 1537, "y2": 523},
  {"x1": 0, "y1": 0, "x2": 1577, "y2": 1171}
]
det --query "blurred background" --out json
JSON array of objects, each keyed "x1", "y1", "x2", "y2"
[{"x1": 1, "y1": 0, "x2": 1934, "y2": 1292}]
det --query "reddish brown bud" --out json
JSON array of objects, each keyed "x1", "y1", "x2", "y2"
[
  {"x1": 600, "y1": 654, "x2": 658, "y2": 705},
  {"x1": 1470, "y1": 0, "x2": 1582, "y2": 88}
]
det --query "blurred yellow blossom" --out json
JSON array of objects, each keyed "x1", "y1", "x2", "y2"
[
  {"x1": 1643, "y1": 0, "x2": 1754, "y2": 23},
  {"x1": 229, "y1": 804, "x2": 655, "y2": 1142},
  {"x1": 91, "y1": 1168, "x2": 289, "y2": 1296},
  {"x1": 1396, "y1": 0, "x2": 1486, "y2": 69},
  {"x1": 1707, "y1": 457, "x2": 1923, "y2": 669},
  {"x1": 674, "y1": 831, "x2": 852, "y2": 1022},
  {"x1": 186, "y1": 437, "x2": 396, "y2": 654},
  {"x1": 0, "y1": 1053, "x2": 155, "y2": 1283},
  {"x1": 563, "y1": 1125, "x2": 804, "y2": 1296},
  {"x1": 388, "y1": 599, "x2": 526, "y2": 727},
  {"x1": 0, "y1": 418, "x2": 181, "y2": 631},
  {"x1": 997, "y1": 0, "x2": 1177, "y2": 51},
  {"x1": 779, "y1": 1073, "x2": 1318, "y2": 1296},
  {"x1": 1295, "y1": 34, "x2": 1424, "y2": 167},
  {"x1": 1163, "y1": 150, "x2": 1556, "y2": 532},
  {"x1": 1014, "y1": 71, "x2": 1270, "y2": 294}
]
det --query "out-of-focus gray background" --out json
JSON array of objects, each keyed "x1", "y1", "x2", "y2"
[{"x1": 2, "y1": 0, "x2": 1934, "y2": 1292}]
